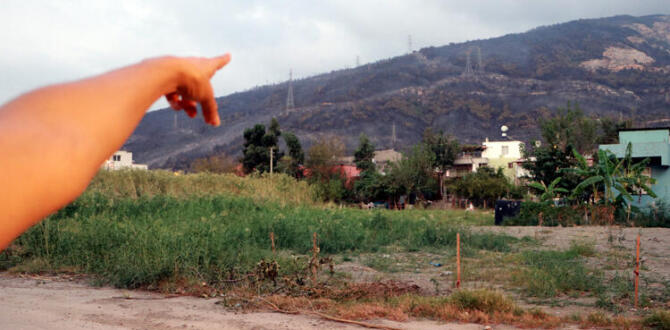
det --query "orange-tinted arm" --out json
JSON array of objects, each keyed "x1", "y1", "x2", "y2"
[{"x1": 0, "y1": 54, "x2": 231, "y2": 251}]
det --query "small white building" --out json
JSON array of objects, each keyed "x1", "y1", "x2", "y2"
[
  {"x1": 481, "y1": 138, "x2": 528, "y2": 184},
  {"x1": 102, "y1": 150, "x2": 148, "y2": 170},
  {"x1": 481, "y1": 138, "x2": 524, "y2": 159}
]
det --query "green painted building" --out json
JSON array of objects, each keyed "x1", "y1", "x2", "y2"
[{"x1": 599, "y1": 127, "x2": 670, "y2": 206}]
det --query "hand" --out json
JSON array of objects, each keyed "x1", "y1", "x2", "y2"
[{"x1": 165, "y1": 54, "x2": 231, "y2": 126}]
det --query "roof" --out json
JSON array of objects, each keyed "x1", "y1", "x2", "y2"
[
  {"x1": 618, "y1": 127, "x2": 670, "y2": 132},
  {"x1": 338, "y1": 149, "x2": 402, "y2": 164},
  {"x1": 374, "y1": 149, "x2": 402, "y2": 163}
]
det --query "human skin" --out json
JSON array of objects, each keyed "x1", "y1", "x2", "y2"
[{"x1": 0, "y1": 54, "x2": 231, "y2": 251}]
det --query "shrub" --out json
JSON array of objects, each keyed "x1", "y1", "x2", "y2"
[
  {"x1": 504, "y1": 202, "x2": 584, "y2": 226},
  {"x1": 644, "y1": 310, "x2": 670, "y2": 330},
  {"x1": 448, "y1": 289, "x2": 515, "y2": 314},
  {"x1": 631, "y1": 200, "x2": 670, "y2": 228}
]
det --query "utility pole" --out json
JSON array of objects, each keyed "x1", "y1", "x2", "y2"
[
  {"x1": 391, "y1": 122, "x2": 397, "y2": 150},
  {"x1": 269, "y1": 147, "x2": 274, "y2": 174},
  {"x1": 476, "y1": 46, "x2": 483, "y2": 73}
]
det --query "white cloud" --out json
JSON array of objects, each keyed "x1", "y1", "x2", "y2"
[{"x1": 0, "y1": 0, "x2": 667, "y2": 109}]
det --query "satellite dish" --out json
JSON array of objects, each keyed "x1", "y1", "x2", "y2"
[
  {"x1": 501, "y1": 125, "x2": 508, "y2": 137},
  {"x1": 534, "y1": 140, "x2": 542, "y2": 147}
]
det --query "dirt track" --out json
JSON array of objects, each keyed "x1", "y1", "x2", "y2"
[{"x1": 0, "y1": 274, "x2": 496, "y2": 330}]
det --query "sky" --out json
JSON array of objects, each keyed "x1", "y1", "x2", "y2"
[{"x1": 0, "y1": 0, "x2": 667, "y2": 110}]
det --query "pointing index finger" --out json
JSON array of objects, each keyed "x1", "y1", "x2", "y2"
[{"x1": 204, "y1": 54, "x2": 231, "y2": 78}]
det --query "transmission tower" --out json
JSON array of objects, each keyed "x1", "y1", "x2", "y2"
[
  {"x1": 476, "y1": 47, "x2": 484, "y2": 73},
  {"x1": 407, "y1": 35, "x2": 413, "y2": 53},
  {"x1": 356, "y1": 55, "x2": 360, "y2": 67},
  {"x1": 286, "y1": 69, "x2": 295, "y2": 112},
  {"x1": 462, "y1": 49, "x2": 473, "y2": 77}
]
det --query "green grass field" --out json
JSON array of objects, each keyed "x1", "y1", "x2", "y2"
[
  {"x1": 3, "y1": 170, "x2": 499, "y2": 289},
  {"x1": 2, "y1": 170, "x2": 667, "y2": 328}
]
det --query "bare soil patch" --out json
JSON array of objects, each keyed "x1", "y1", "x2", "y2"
[{"x1": 0, "y1": 274, "x2": 505, "y2": 330}]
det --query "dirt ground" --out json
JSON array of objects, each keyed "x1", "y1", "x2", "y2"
[
  {"x1": 478, "y1": 226, "x2": 670, "y2": 280},
  {"x1": 0, "y1": 274, "x2": 511, "y2": 330},
  {"x1": 2, "y1": 225, "x2": 668, "y2": 329}
]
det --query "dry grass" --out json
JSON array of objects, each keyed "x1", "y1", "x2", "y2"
[{"x1": 88, "y1": 170, "x2": 318, "y2": 206}]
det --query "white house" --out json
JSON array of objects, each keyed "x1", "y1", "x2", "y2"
[
  {"x1": 482, "y1": 138, "x2": 524, "y2": 160},
  {"x1": 481, "y1": 138, "x2": 528, "y2": 184},
  {"x1": 102, "y1": 150, "x2": 148, "y2": 170}
]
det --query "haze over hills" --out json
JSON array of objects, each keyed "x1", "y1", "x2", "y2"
[{"x1": 125, "y1": 14, "x2": 670, "y2": 169}]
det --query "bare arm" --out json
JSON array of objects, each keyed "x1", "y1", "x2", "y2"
[{"x1": 0, "y1": 54, "x2": 231, "y2": 250}]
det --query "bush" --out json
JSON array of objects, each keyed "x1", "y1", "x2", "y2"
[
  {"x1": 644, "y1": 310, "x2": 670, "y2": 330},
  {"x1": 504, "y1": 202, "x2": 584, "y2": 226},
  {"x1": 631, "y1": 200, "x2": 670, "y2": 228},
  {"x1": 450, "y1": 167, "x2": 517, "y2": 208},
  {"x1": 447, "y1": 289, "x2": 516, "y2": 314}
]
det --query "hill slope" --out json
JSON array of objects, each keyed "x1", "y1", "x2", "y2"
[{"x1": 125, "y1": 14, "x2": 670, "y2": 169}]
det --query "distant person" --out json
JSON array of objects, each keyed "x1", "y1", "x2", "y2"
[{"x1": 0, "y1": 54, "x2": 231, "y2": 251}]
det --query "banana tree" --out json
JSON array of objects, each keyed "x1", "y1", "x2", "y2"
[
  {"x1": 573, "y1": 143, "x2": 656, "y2": 207},
  {"x1": 565, "y1": 149, "x2": 599, "y2": 204},
  {"x1": 527, "y1": 177, "x2": 569, "y2": 226},
  {"x1": 528, "y1": 177, "x2": 569, "y2": 203}
]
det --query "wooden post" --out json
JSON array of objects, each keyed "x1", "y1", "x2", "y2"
[
  {"x1": 456, "y1": 233, "x2": 461, "y2": 289},
  {"x1": 635, "y1": 234, "x2": 640, "y2": 308},
  {"x1": 269, "y1": 147, "x2": 274, "y2": 174},
  {"x1": 270, "y1": 232, "x2": 276, "y2": 255},
  {"x1": 311, "y1": 232, "x2": 318, "y2": 285}
]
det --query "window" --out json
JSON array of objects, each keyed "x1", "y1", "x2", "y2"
[
  {"x1": 113, "y1": 155, "x2": 121, "y2": 161},
  {"x1": 508, "y1": 162, "x2": 514, "y2": 169},
  {"x1": 501, "y1": 146, "x2": 509, "y2": 156}
]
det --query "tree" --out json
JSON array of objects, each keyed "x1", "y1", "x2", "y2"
[
  {"x1": 282, "y1": 132, "x2": 304, "y2": 178},
  {"x1": 523, "y1": 143, "x2": 580, "y2": 196},
  {"x1": 523, "y1": 103, "x2": 598, "y2": 195},
  {"x1": 354, "y1": 134, "x2": 376, "y2": 173},
  {"x1": 241, "y1": 118, "x2": 283, "y2": 174},
  {"x1": 422, "y1": 128, "x2": 460, "y2": 172},
  {"x1": 572, "y1": 144, "x2": 656, "y2": 207},
  {"x1": 353, "y1": 134, "x2": 380, "y2": 202},
  {"x1": 539, "y1": 103, "x2": 598, "y2": 155},
  {"x1": 451, "y1": 167, "x2": 512, "y2": 207},
  {"x1": 306, "y1": 136, "x2": 345, "y2": 179},
  {"x1": 305, "y1": 136, "x2": 347, "y2": 202},
  {"x1": 389, "y1": 144, "x2": 436, "y2": 198},
  {"x1": 597, "y1": 117, "x2": 632, "y2": 145},
  {"x1": 528, "y1": 177, "x2": 569, "y2": 203},
  {"x1": 422, "y1": 128, "x2": 460, "y2": 198}
]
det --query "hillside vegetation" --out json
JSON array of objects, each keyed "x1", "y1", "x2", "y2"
[{"x1": 125, "y1": 14, "x2": 670, "y2": 169}]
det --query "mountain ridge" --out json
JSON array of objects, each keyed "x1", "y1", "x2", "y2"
[{"x1": 125, "y1": 14, "x2": 670, "y2": 169}]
